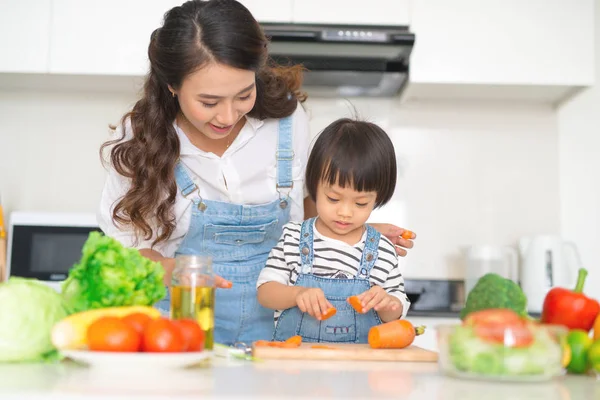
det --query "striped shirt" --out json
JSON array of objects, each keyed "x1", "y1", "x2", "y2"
[{"x1": 257, "y1": 221, "x2": 411, "y2": 322}]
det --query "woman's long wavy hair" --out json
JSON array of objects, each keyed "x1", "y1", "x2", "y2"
[{"x1": 100, "y1": 0, "x2": 306, "y2": 247}]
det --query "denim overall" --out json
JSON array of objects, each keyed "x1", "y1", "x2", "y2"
[
  {"x1": 155, "y1": 117, "x2": 293, "y2": 345},
  {"x1": 273, "y1": 217, "x2": 383, "y2": 343}
]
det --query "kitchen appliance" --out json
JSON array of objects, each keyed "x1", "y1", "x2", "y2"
[
  {"x1": 464, "y1": 245, "x2": 519, "y2": 295},
  {"x1": 263, "y1": 23, "x2": 415, "y2": 97},
  {"x1": 518, "y1": 235, "x2": 581, "y2": 313},
  {"x1": 6, "y1": 211, "x2": 100, "y2": 291},
  {"x1": 252, "y1": 343, "x2": 437, "y2": 362}
]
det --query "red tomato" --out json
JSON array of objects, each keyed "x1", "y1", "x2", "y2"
[
  {"x1": 87, "y1": 316, "x2": 141, "y2": 352},
  {"x1": 122, "y1": 313, "x2": 153, "y2": 335},
  {"x1": 142, "y1": 318, "x2": 186, "y2": 352},
  {"x1": 464, "y1": 309, "x2": 534, "y2": 348},
  {"x1": 174, "y1": 319, "x2": 205, "y2": 352}
]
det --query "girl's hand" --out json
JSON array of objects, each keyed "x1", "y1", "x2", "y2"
[
  {"x1": 369, "y1": 223, "x2": 416, "y2": 257},
  {"x1": 295, "y1": 287, "x2": 333, "y2": 320},
  {"x1": 356, "y1": 286, "x2": 401, "y2": 313}
]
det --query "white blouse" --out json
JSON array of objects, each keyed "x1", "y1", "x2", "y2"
[{"x1": 98, "y1": 103, "x2": 311, "y2": 257}]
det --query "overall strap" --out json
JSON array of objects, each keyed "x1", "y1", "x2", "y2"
[
  {"x1": 356, "y1": 225, "x2": 381, "y2": 279},
  {"x1": 174, "y1": 161, "x2": 198, "y2": 197},
  {"x1": 298, "y1": 217, "x2": 317, "y2": 274},
  {"x1": 276, "y1": 116, "x2": 294, "y2": 192}
]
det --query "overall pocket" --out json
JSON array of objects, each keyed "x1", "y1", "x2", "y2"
[
  {"x1": 202, "y1": 219, "x2": 279, "y2": 261},
  {"x1": 297, "y1": 297, "x2": 357, "y2": 343}
]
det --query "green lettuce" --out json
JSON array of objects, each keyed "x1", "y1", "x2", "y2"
[
  {"x1": 0, "y1": 278, "x2": 70, "y2": 362},
  {"x1": 448, "y1": 325, "x2": 563, "y2": 377},
  {"x1": 61, "y1": 232, "x2": 166, "y2": 313}
]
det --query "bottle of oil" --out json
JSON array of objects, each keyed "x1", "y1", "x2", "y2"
[{"x1": 170, "y1": 255, "x2": 215, "y2": 350}]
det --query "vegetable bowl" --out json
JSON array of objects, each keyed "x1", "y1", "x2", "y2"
[{"x1": 437, "y1": 309, "x2": 568, "y2": 382}]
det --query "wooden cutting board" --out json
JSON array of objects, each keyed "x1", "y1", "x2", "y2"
[{"x1": 252, "y1": 343, "x2": 438, "y2": 362}]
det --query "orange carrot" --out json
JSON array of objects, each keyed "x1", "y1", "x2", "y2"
[
  {"x1": 310, "y1": 345, "x2": 339, "y2": 350},
  {"x1": 279, "y1": 342, "x2": 301, "y2": 348},
  {"x1": 253, "y1": 340, "x2": 272, "y2": 347},
  {"x1": 284, "y1": 335, "x2": 303, "y2": 347},
  {"x1": 320, "y1": 307, "x2": 337, "y2": 320},
  {"x1": 401, "y1": 230, "x2": 414, "y2": 240},
  {"x1": 368, "y1": 320, "x2": 425, "y2": 349},
  {"x1": 348, "y1": 296, "x2": 363, "y2": 313}
]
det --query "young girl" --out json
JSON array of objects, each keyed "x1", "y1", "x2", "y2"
[
  {"x1": 98, "y1": 0, "x2": 415, "y2": 346},
  {"x1": 257, "y1": 118, "x2": 411, "y2": 343}
]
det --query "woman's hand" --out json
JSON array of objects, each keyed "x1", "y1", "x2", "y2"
[
  {"x1": 369, "y1": 223, "x2": 416, "y2": 257},
  {"x1": 295, "y1": 287, "x2": 333, "y2": 320},
  {"x1": 139, "y1": 249, "x2": 232, "y2": 289}
]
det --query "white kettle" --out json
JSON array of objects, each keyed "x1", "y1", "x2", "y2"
[{"x1": 518, "y1": 235, "x2": 581, "y2": 313}]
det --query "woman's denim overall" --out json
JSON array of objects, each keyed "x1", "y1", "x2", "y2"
[
  {"x1": 273, "y1": 217, "x2": 383, "y2": 343},
  {"x1": 155, "y1": 117, "x2": 293, "y2": 345}
]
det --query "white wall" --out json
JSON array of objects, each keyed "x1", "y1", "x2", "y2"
[
  {"x1": 0, "y1": 88, "x2": 560, "y2": 281},
  {"x1": 556, "y1": 0, "x2": 600, "y2": 296}
]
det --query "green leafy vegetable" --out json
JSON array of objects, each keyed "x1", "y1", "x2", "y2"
[
  {"x1": 61, "y1": 231, "x2": 166, "y2": 313},
  {"x1": 0, "y1": 278, "x2": 70, "y2": 362},
  {"x1": 448, "y1": 324, "x2": 563, "y2": 377},
  {"x1": 460, "y1": 273, "x2": 528, "y2": 320}
]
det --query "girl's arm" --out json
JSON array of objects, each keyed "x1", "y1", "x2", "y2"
[{"x1": 257, "y1": 282, "x2": 303, "y2": 310}]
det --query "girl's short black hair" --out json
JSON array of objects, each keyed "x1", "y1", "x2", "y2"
[{"x1": 305, "y1": 118, "x2": 397, "y2": 208}]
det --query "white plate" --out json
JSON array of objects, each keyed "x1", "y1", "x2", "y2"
[{"x1": 62, "y1": 349, "x2": 213, "y2": 369}]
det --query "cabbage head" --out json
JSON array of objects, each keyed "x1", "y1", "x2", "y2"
[{"x1": 0, "y1": 278, "x2": 70, "y2": 362}]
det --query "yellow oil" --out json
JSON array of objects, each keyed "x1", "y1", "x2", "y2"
[{"x1": 171, "y1": 285, "x2": 215, "y2": 350}]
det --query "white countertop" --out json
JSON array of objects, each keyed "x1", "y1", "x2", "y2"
[{"x1": 0, "y1": 355, "x2": 597, "y2": 400}]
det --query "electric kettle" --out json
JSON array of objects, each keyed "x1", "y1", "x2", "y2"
[{"x1": 518, "y1": 235, "x2": 581, "y2": 313}]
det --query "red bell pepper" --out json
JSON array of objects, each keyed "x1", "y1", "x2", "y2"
[{"x1": 541, "y1": 268, "x2": 600, "y2": 332}]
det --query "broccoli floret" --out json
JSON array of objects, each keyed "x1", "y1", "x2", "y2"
[{"x1": 460, "y1": 273, "x2": 528, "y2": 320}]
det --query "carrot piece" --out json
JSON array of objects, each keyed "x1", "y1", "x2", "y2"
[
  {"x1": 279, "y1": 342, "x2": 301, "y2": 348},
  {"x1": 368, "y1": 320, "x2": 425, "y2": 349},
  {"x1": 267, "y1": 341, "x2": 281, "y2": 347},
  {"x1": 348, "y1": 296, "x2": 364, "y2": 313},
  {"x1": 400, "y1": 230, "x2": 414, "y2": 240},
  {"x1": 284, "y1": 335, "x2": 303, "y2": 347},
  {"x1": 310, "y1": 345, "x2": 339, "y2": 350},
  {"x1": 253, "y1": 340, "x2": 272, "y2": 347},
  {"x1": 320, "y1": 307, "x2": 337, "y2": 320}
]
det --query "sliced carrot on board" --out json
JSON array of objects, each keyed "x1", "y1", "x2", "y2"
[
  {"x1": 320, "y1": 307, "x2": 337, "y2": 320},
  {"x1": 284, "y1": 335, "x2": 303, "y2": 347},
  {"x1": 401, "y1": 230, "x2": 414, "y2": 240},
  {"x1": 279, "y1": 342, "x2": 301, "y2": 348},
  {"x1": 310, "y1": 345, "x2": 339, "y2": 350},
  {"x1": 348, "y1": 296, "x2": 364, "y2": 313},
  {"x1": 368, "y1": 320, "x2": 425, "y2": 349},
  {"x1": 253, "y1": 340, "x2": 272, "y2": 347}
]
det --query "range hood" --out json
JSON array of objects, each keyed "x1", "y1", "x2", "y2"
[{"x1": 262, "y1": 23, "x2": 415, "y2": 97}]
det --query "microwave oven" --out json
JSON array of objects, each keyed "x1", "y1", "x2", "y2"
[{"x1": 6, "y1": 211, "x2": 101, "y2": 292}]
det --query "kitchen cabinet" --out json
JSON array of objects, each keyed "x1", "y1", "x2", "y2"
[
  {"x1": 292, "y1": 0, "x2": 411, "y2": 26},
  {"x1": 407, "y1": 0, "x2": 594, "y2": 101},
  {"x1": 49, "y1": 0, "x2": 180, "y2": 76},
  {"x1": 238, "y1": 0, "x2": 293, "y2": 23},
  {"x1": 0, "y1": 0, "x2": 51, "y2": 73}
]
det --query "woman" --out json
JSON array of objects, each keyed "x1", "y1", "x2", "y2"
[{"x1": 98, "y1": 0, "x2": 415, "y2": 345}]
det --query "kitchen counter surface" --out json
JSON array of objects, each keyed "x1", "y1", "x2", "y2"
[{"x1": 0, "y1": 354, "x2": 597, "y2": 400}]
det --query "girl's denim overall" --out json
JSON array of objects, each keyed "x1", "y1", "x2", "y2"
[
  {"x1": 155, "y1": 117, "x2": 293, "y2": 345},
  {"x1": 273, "y1": 217, "x2": 383, "y2": 343}
]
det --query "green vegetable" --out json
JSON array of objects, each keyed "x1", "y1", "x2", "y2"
[
  {"x1": 61, "y1": 231, "x2": 166, "y2": 313},
  {"x1": 460, "y1": 273, "x2": 528, "y2": 320},
  {"x1": 566, "y1": 329, "x2": 591, "y2": 374},
  {"x1": 0, "y1": 278, "x2": 70, "y2": 362},
  {"x1": 448, "y1": 324, "x2": 563, "y2": 377}
]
